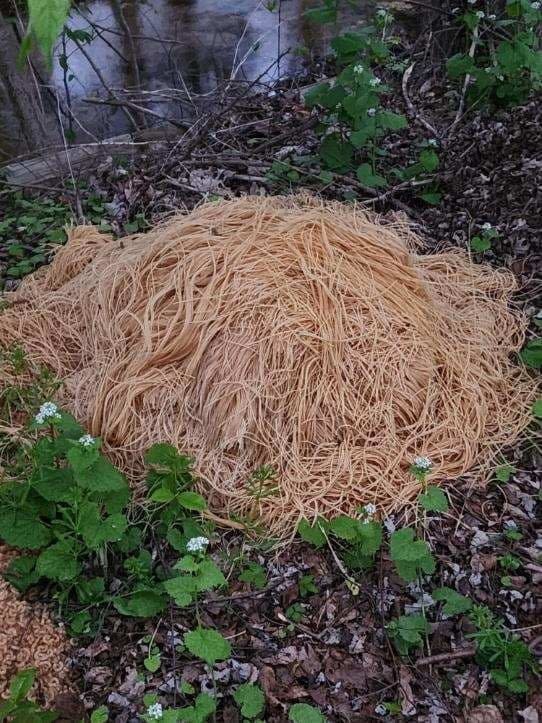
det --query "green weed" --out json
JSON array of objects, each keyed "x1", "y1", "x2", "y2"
[
  {"x1": 468, "y1": 605, "x2": 538, "y2": 694},
  {"x1": 447, "y1": 3, "x2": 542, "y2": 108}
]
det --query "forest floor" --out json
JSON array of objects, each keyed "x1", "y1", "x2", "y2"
[{"x1": 0, "y1": 25, "x2": 541, "y2": 723}]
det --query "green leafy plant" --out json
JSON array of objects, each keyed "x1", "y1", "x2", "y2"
[
  {"x1": 0, "y1": 668, "x2": 57, "y2": 722},
  {"x1": 143, "y1": 643, "x2": 162, "y2": 673},
  {"x1": 0, "y1": 192, "x2": 72, "y2": 285},
  {"x1": 447, "y1": 2, "x2": 542, "y2": 108},
  {"x1": 494, "y1": 463, "x2": 517, "y2": 483},
  {"x1": 386, "y1": 613, "x2": 429, "y2": 655},
  {"x1": 145, "y1": 443, "x2": 210, "y2": 553},
  {"x1": 505, "y1": 526, "x2": 523, "y2": 542},
  {"x1": 164, "y1": 553, "x2": 226, "y2": 607},
  {"x1": 297, "y1": 517, "x2": 328, "y2": 548},
  {"x1": 377, "y1": 701, "x2": 402, "y2": 716},
  {"x1": 299, "y1": 573, "x2": 318, "y2": 598},
  {"x1": 498, "y1": 553, "x2": 521, "y2": 571},
  {"x1": 246, "y1": 465, "x2": 279, "y2": 500},
  {"x1": 298, "y1": 513, "x2": 382, "y2": 571},
  {"x1": 266, "y1": 160, "x2": 301, "y2": 187},
  {"x1": 0, "y1": 405, "x2": 130, "y2": 588},
  {"x1": 432, "y1": 587, "x2": 472, "y2": 616},
  {"x1": 141, "y1": 693, "x2": 216, "y2": 723},
  {"x1": 90, "y1": 706, "x2": 109, "y2": 723},
  {"x1": 301, "y1": 9, "x2": 438, "y2": 195},
  {"x1": 418, "y1": 486, "x2": 449, "y2": 513},
  {"x1": 520, "y1": 338, "x2": 542, "y2": 369},
  {"x1": 21, "y1": 0, "x2": 71, "y2": 63},
  {"x1": 176, "y1": 694, "x2": 216, "y2": 723},
  {"x1": 289, "y1": 702, "x2": 326, "y2": 723},
  {"x1": 468, "y1": 605, "x2": 538, "y2": 694},
  {"x1": 286, "y1": 602, "x2": 306, "y2": 623},
  {"x1": 470, "y1": 224, "x2": 499, "y2": 253},
  {"x1": 238, "y1": 561, "x2": 267, "y2": 589},
  {"x1": 389, "y1": 527, "x2": 435, "y2": 582},
  {"x1": 183, "y1": 627, "x2": 232, "y2": 667},
  {"x1": 233, "y1": 683, "x2": 266, "y2": 720},
  {"x1": 0, "y1": 400, "x2": 216, "y2": 629},
  {"x1": 409, "y1": 456, "x2": 433, "y2": 483}
]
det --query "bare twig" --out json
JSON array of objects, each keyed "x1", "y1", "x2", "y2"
[
  {"x1": 71, "y1": 36, "x2": 139, "y2": 131},
  {"x1": 82, "y1": 97, "x2": 191, "y2": 129},
  {"x1": 448, "y1": 24, "x2": 479, "y2": 135},
  {"x1": 402, "y1": 63, "x2": 440, "y2": 138},
  {"x1": 416, "y1": 646, "x2": 476, "y2": 667}
]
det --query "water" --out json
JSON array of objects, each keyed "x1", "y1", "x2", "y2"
[
  {"x1": 53, "y1": 0, "x2": 375, "y2": 140},
  {"x1": 1, "y1": 0, "x2": 402, "y2": 158}
]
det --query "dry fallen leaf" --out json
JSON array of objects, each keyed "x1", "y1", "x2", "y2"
[{"x1": 467, "y1": 704, "x2": 504, "y2": 723}]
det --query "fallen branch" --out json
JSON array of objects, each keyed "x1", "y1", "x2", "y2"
[
  {"x1": 402, "y1": 63, "x2": 440, "y2": 138},
  {"x1": 416, "y1": 646, "x2": 476, "y2": 667},
  {"x1": 448, "y1": 24, "x2": 479, "y2": 136}
]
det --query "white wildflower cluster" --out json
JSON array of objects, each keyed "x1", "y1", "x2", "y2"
[
  {"x1": 383, "y1": 516, "x2": 396, "y2": 534},
  {"x1": 532, "y1": 2, "x2": 541, "y2": 9},
  {"x1": 481, "y1": 222, "x2": 492, "y2": 231},
  {"x1": 413, "y1": 456, "x2": 433, "y2": 471},
  {"x1": 367, "y1": 107, "x2": 377, "y2": 117},
  {"x1": 428, "y1": 138, "x2": 438, "y2": 147},
  {"x1": 78, "y1": 434, "x2": 95, "y2": 447},
  {"x1": 146, "y1": 702, "x2": 163, "y2": 720},
  {"x1": 375, "y1": 704, "x2": 387, "y2": 716},
  {"x1": 488, "y1": 13, "x2": 496, "y2": 19},
  {"x1": 34, "y1": 402, "x2": 61, "y2": 425},
  {"x1": 360, "y1": 502, "x2": 377, "y2": 521},
  {"x1": 353, "y1": 63, "x2": 364, "y2": 75},
  {"x1": 186, "y1": 536, "x2": 209, "y2": 553},
  {"x1": 376, "y1": 8, "x2": 393, "y2": 21},
  {"x1": 476, "y1": 10, "x2": 485, "y2": 18},
  {"x1": 369, "y1": 77, "x2": 382, "y2": 87}
]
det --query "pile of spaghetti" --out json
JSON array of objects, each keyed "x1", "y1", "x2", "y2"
[
  {"x1": 0, "y1": 196, "x2": 535, "y2": 537},
  {"x1": 0, "y1": 546, "x2": 72, "y2": 703}
]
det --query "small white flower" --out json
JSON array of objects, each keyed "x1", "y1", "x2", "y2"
[
  {"x1": 497, "y1": 74, "x2": 504, "y2": 81},
  {"x1": 531, "y1": 1, "x2": 541, "y2": 9},
  {"x1": 476, "y1": 10, "x2": 485, "y2": 18},
  {"x1": 468, "y1": 0, "x2": 476, "y2": 4},
  {"x1": 428, "y1": 139, "x2": 438, "y2": 147},
  {"x1": 369, "y1": 77, "x2": 382, "y2": 87},
  {"x1": 78, "y1": 434, "x2": 95, "y2": 447},
  {"x1": 413, "y1": 456, "x2": 433, "y2": 470},
  {"x1": 353, "y1": 63, "x2": 364, "y2": 75},
  {"x1": 34, "y1": 402, "x2": 61, "y2": 425},
  {"x1": 360, "y1": 503, "x2": 377, "y2": 521},
  {"x1": 335, "y1": 102, "x2": 341, "y2": 110},
  {"x1": 367, "y1": 107, "x2": 377, "y2": 116},
  {"x1": 147, "y1": 702, "x2": 163, "y2": 720},
  {"x1": 488, "y1": 14, "x2": 496, "y2": 19},
  {"x1": 375, "y1": 704, "x2": 387, "y2": 716},
  {"x1": 186, "y1": 536, "x2": 209, "y2": 553},
  {"x1": 383, "y1": 516, "x2": 396, "y2": 534},
  {"x1": 376, "y1": 8, "x2": 387, "y2": 17},
  {"x1": 481, "y1": 222, "x2": 492, "y2": 231}
]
